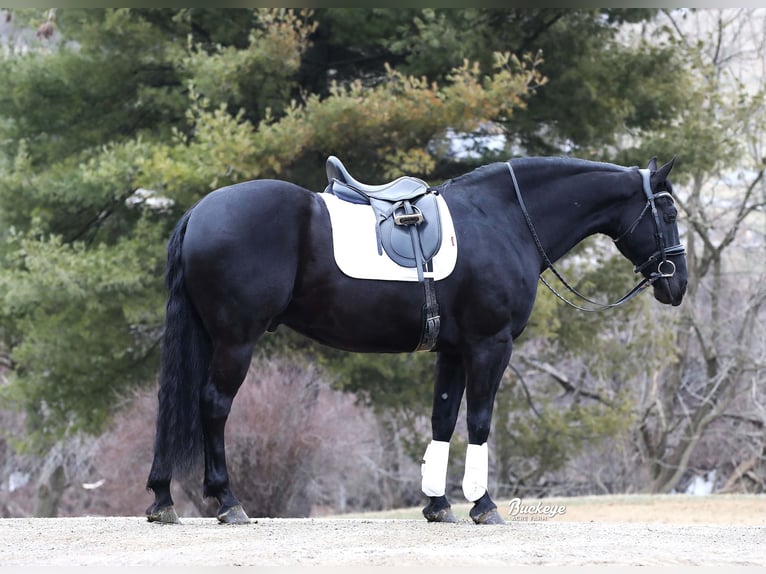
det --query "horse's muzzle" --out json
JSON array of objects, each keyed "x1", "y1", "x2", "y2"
[{"x1": 653, "y1": 275, "x2": 687, "y2": 306}]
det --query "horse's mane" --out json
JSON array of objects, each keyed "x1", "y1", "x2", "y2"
[
  {"x1": 515, "y1": 156, "x2": 633, "y2": 173},
  {"x1": 445, "y1": 157, "x2": 634, "y2": 189},
  {"x1": 445, "y1": 162, "x2": 506, "y2": 186}
]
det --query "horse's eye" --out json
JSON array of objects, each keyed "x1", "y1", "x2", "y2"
[{"x1": 664, "y1": 211, "x2": 677, "y2": 224}]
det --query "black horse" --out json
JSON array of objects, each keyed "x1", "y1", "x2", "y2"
[{"x1": 146, "y1": 156, "x2": 687, "y2": 525}]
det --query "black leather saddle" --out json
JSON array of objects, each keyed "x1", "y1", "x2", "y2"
[{"x1": 324, "y1": 156, "x2": 442, "y2": 280}]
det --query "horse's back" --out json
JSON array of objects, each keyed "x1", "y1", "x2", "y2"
[
  {"x1": 186, "y1": 178, "x2": 311, "y2": 232},
  {"x1": 184, "y1": 179, "x2": 315, "y2": 268}
]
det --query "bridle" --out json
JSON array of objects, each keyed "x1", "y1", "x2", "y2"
[
  {"x1": 614, "y1": 168, "x2": 686, "y2": 276},
  {"x1": 506, "y1": 162, "x2": 685, "y2": 312}
]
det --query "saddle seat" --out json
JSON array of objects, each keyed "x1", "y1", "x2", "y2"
[{"x1": 325, "y1": 155, "x2": 429, "y2": 204}]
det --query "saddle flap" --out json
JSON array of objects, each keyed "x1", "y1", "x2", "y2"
[
  {"x1": 378, "y1": 194, "x2": 442, "y2": 267},
  {"x1": 317, "y1": 191, "x2": 458, "y2": 283}
]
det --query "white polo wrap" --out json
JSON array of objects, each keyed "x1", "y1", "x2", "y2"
[
  {"x1": 462, "y1": 442, "x2": 488, "y2": 502},
  {"x1": 420, "y1": 440, "x2": 450, "y2": 497}
]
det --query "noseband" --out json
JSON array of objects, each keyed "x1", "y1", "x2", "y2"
[{"x1": 507, "y1": 162, "x2": 685, "y2": 312}]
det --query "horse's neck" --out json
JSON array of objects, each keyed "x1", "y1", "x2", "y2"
[{"x1": 519, "y1": 163, "x2": 630, "y2": 267}]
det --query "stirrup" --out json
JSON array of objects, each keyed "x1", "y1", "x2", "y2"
[{"x1": 394, "y1": 205, "x2": 424, "y2": 226}]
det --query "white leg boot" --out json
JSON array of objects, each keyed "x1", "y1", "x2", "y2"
[
  {"x1": 462, "y1": 442, "x2": 488, "y2": 502},
  {"x1": 421, "y1": 440, "x2": 450, "y2": 497}
]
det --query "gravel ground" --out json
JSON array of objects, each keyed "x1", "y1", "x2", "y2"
[{"x1": 1, "y1": 514, "x2": 764, "y2": 567}]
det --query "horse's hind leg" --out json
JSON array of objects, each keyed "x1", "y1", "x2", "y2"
[
  {"x1": 201, "y1": 340, "x2": 256, "y2": 524},
  {"x1": 422, "y1": 352, "x2": 465, "y2": 523},
  {"x1": 146, "y1": 464, "x2": 179, "y2": 524}
]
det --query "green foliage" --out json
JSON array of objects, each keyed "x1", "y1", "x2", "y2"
[
  {"x1": 0, "y1": 218, "x2": 165, "y2": 450},
  {"x1": 142, "y1": 46, "x2": 543, "y2": 200},
  {"x1": 0, "y1": 10, "x2": 187, "y2": 165},
  {"x1": 0, "y1": 139, "x2": 155, "y2": 243},
  {"x1": 324, "y1": 351, "x2": 434, "y2": 414},
  {"x1": 494, "y1": 372, "x2": 633, "y2": 492},
  {"x1": 621, "y1": 24, "x2": 765, "y2": 185},
  {"x1": 182, "y1": 9, "x2": 316, "y2": 122},
  {"x1": 311, "y1": 9, "x2": 687, "y2": 161}
]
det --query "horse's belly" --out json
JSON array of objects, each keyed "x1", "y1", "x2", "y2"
[{"x1": 280, "y1": 280, "x2": 426, "y2": 353}]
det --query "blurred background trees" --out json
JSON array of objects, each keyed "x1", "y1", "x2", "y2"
[{"x1": 0, "y1": 8, "x2": 763, "y2": 517}]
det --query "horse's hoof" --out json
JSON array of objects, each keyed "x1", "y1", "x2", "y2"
[
  {"x1": 147, "y1": 505, "x2": 181, "y2": 524},
  {"x1": 217, "y1": 504, "x2": 251, "y2": 525},
  {"x1": 424, "y1": 506, "x2": 459, "y2": 523},
  {"x1": 423, "y1": 501, "x2": 459, "y2": 523},
  {"x1": 470, "y1": 506, "x2": 506, "y2": 525}
]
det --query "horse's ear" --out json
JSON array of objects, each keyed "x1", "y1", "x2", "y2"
[
  {"x1": 655, "y1": 156, "x2": 676, "y2": 181},
  {"x1": 647, "y1": 157, "x2": 658, "y2": 171}
]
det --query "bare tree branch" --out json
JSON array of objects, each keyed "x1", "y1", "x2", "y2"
[{"x1": 518, "y1": 357, "x2": 615, "y2": 408}]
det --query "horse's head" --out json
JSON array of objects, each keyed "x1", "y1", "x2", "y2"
[{"x1": 614, "y1": 158, "x2": 688, "y2": 306}]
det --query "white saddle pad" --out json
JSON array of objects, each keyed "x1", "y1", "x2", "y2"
[{"x1": 317, "y1": 192, "x2": 458, "y2": 282}]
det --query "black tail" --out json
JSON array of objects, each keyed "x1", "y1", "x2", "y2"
[{"x1": 147, "y1": 208, "x2": 210, "y2": 487}]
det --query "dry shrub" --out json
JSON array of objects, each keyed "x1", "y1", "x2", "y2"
[
  {"x1": 47, "y1": 354, "x2": 386, "y2": 517},
  {"x1": 55, "y1": 390, "x2": 200, "y2": 518},
  {"x1": 226, "y1": 355, "x2": 384, "y2": 517}
]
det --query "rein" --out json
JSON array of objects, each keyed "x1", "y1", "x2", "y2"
[{"x1": 506, "y1": 162, "x2": 685, "y2": 313}]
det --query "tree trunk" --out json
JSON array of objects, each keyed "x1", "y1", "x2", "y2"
[{"x1": 35, "y1": 464, "x2": 67, "y2": 517}]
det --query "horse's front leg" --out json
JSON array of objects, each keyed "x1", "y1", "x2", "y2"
[
  {"x1": 462, "y1": 335, "x2": 513, "y2": 525},
  {"x1": 421, "y1": 351, "x2": 465, "y2": 523},
  {"x1": 201, "y1": 342, "x2": 254, "y2": 524}
]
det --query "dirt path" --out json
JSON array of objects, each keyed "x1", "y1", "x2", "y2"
[{"x1": 1, "y1": 506, "x2": 764, "y2": 567}]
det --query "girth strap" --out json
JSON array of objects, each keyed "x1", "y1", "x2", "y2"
[
  {"x1": 398, "y1": 199, "x2": 440, "y2": 351},
  {"x1": 415, "y1": 275, "x2": 440, "y2": 352}
]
